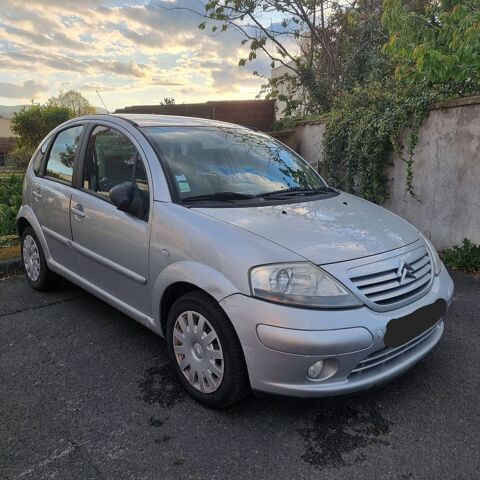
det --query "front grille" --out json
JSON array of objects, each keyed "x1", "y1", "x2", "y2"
[
  {"x1": 348, "y1": 246, "x2": 432, "y2": 310},
  {"x1": 349, "y1": 323, "x2": 438, "y2": 377}
]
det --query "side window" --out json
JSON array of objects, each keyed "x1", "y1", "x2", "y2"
[
  {"x1": 46, "y1": 126, "x2": 83, "y2": 183},
  {"x1": 83, "y1": 126, "x2": 150, "y2": 217}
]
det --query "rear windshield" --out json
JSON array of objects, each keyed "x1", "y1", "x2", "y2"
[{"x1": 142, "y1": 126, "x2": 328, "y2": 201}]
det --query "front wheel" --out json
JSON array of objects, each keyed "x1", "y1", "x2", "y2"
[{"x1": 166, "y1": 291, "x2": 250, "y2": 408}]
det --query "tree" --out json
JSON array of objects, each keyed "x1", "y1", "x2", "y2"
[
  {"x1": 47, "y1": 90, "x2": 95, "y2": 117},
  {"x1": 167, "y1": 0, "x2": 389, "y2": 115},
  {"x1": 10, "y1": 103, "x2": 73, "y2": 168},
  {"x1": 382, "y1": 0, "x2": 480, "y2": 95},
  {"x1": 160, "y1": 97, "x2": 176, "y2": 105}
]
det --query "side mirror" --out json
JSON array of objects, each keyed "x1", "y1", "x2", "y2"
[
  {"x1": 110, "y1": 182, "x2": 133, "y2": 212},
  {"x1": 110, "y1": 182, "x2": 148, "y2": 220}
]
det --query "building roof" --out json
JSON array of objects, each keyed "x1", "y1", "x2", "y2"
[{"x1": 114, "y1": 99, "x2": 275, "y2": 131}]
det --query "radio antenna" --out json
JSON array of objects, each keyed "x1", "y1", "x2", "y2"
[{"x1": 96, "y1": 90, "x2": 110, "y2": 114}]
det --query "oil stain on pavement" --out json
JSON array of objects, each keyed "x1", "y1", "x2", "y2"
[
  {"x1": 139, "y1": 364, "x2": 186, "y2": 408},
  {"x1": 299, "y1": 399, "x2": 391, "y2": 469}
]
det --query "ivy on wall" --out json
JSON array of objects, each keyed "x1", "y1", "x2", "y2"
[{"x1": 321, "y1": 81, "x2": 437, "y2": 204}]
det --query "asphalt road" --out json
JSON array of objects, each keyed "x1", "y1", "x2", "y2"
[{"x1": 1, "y1": 270, "x2": 479, "y2": 480}]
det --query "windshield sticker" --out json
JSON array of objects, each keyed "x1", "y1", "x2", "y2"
[{"x1": 175, "y1": 175, "x2": 191, "y2": 193}]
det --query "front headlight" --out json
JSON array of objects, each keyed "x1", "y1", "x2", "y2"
[
  {"x1": 420, "y1": 234, "x2": 443, "y2": 276},
  {"x1": 250, "y1": 262, "x2": 362, "y2": 308}
]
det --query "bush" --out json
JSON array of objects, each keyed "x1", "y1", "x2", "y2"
[
  {"x1": 7, "y1": 145, "x2": 35, "y2": 170},
  {"x1": 0, "y1": 174, "x2": 23, "y2": 236},
  {"x1": 442, "y1": 239, "x2": 480, "y2": 273}
]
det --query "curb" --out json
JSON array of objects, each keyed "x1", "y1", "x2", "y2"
[{"x1": 0, "y1": 258, "x2": 22, "y2": 275}]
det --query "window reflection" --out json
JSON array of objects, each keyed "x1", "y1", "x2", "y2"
[{"x1": 143, "y1": 127, "x2": 327, "y2": 199}]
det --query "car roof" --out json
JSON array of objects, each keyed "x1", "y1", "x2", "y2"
[{"x1": 76, "y1": 113, "x2": 250, "y2": 130}]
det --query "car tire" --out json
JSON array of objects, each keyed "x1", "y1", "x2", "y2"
[
  {"x1": 21, "y1": 226, "x2": 58, "y2": 291},
  {"x1": 166, "y1": 290, "x2": 250, "y2": 408}
]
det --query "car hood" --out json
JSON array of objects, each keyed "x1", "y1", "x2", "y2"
[{"x1": 195, "y1": 192, "x2": 420, "y2": 265}]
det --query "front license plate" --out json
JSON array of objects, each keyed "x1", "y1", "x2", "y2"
[{"x1": 384, "y1": 299, "x2": 447, "y2": 348}]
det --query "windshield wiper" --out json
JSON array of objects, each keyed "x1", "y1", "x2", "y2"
[
  {"x1": 182, "y1": 191, "x2": 256, "y2": 203},
  {"x1": 257, "y1": 187, "x2": 330, "y2": 198}
]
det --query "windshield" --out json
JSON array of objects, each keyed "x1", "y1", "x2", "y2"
[{"x1": 142, "y1": 126, "x2": 328, "y2": 201}]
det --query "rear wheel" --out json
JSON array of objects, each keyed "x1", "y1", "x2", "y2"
[
  {"x1": 21, "y1": 226, "x2": 58, "y2": 291},
  {"x1": 166, "y1": 290, "x2": 250, "y2": 408}
]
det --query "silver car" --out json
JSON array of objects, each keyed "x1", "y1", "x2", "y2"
[{"x1": 17, "y1": 114, "x2": 454, "y2": 407}]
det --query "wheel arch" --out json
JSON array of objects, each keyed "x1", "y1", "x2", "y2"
[
  {"x1": 152, "y1": 260, "x2": 240, "y2": 337},
  {"x1": 160, "y1": 281, "x2": 202, "y2": 336},
  {"x1": 16, "y1": 206, "x2": 52, "y2": 261},
  {"x1": 16, "y1": 216, "x2": 30, "y2": 237}
]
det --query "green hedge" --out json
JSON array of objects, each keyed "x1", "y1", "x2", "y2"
[{"x1": 0, "y1": 174, "x2": 23, "y2": 236}]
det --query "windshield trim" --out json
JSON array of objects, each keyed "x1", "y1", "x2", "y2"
[{"x1": 140, "y1": 125, "x2": 335, "y2": 208}]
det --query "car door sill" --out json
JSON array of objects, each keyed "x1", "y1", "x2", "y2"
[{"x1": 47, "y1": 259, "x2": 158, "y2": 334}]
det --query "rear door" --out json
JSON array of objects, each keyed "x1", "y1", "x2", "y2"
[
  {"x1": 70, "y1": 123, "x2": 152, "y2": 315},
  {"x1": 31, "y1": 124, "x2": 84, "y2": 272}
]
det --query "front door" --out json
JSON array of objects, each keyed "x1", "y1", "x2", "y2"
[
  {"x1": 70, "y1": 124, "x2": 151, "y2": 315},
  {"x1": 31, "y1": 124, "x2": 84, "y2": 272}
]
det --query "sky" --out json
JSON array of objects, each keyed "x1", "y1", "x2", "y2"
[{"x1": 0, "y1": 0, "x2": 271, "y2": 110}]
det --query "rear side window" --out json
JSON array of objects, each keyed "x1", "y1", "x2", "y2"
[
  {"x1": 32, "y1": 138, "x2": 50, "y2": 175},
  {"x1": 83, "y1": 126, "x2": 149, "y2": 198},
  {"x1": 45, "y1": 125, "x2": 84, "y2": 184}
]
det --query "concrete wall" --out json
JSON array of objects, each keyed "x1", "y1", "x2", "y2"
[
  {"x1": 384, "y1": 97, "x2": 480, "y2": 249},
  {"x1": 294, "y1": 122, "x2": 326, "y2": 171},
  {"x1": 0, "y1": 117, "x2": 15, "y2": 166},
  {"x1": 292, "y1": 96, "x2": 480, "y2": 249}
]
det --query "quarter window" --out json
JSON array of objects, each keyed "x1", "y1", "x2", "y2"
[
  {"x1": 32, "y1": 138, "x2": 50, "y2": 175},
  {"x1": 46, "y1": 126, "x2": 84, "y2": 183},
  {"x1": 83, "y1": 126, "x2": 150, "y2": 216}
]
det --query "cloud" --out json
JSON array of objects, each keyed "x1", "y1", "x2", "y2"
[
  {"x1": 0, "y1": 0, "x2": 267, "y2": 107},
  {"x1": 0, "y1": 80, "x2": 48, "y2": 98},
  {"x1": 109, "y1": 60, "x2": 149, "y2": 78}
]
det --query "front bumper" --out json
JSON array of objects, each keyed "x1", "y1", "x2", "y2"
[{"x1": 220, "y1": 266, "x2": 454, "y2": 397}]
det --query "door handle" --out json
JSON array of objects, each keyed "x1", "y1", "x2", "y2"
[
  {"x1": 32, "y1": 187, "x2": 42, "y2": 199},
  {"x1": 71, "y1": 204, "x2": 85, "y2": 218}
]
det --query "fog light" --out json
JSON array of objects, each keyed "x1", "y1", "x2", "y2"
[{"x1": 307, "y1": 360, "x2": 324, "y2": 379}]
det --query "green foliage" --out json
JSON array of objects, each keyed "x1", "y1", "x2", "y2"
[
  {"x1": 200, "y1": 0, "x2": 391, "y2": 115},
  {"x1": 10, "y1": 103, "x2": 73, "y2": 169},
  {"x1": 47, "y1": 90, "x2": 95, "y2": 117},
  {"x1": 0, "y1": 174, "x2": 23, "y2": 236},
  {"x1": 322, "y1": 81, "x2": 435, "y2": 203},
  {"x1": 11, "y1": 103, "x2": 73, "y2": 152},
  {"x1": 442, "y1": 238, "x2": 480, "y2": 273},
  {"x1": 6, "y1": 145, "x2": 35, "y2": 171},
  {"x1": 382, "y1": 0, "x2": 480, "y2": 94},
  {"x1": 320, "y1": 0, "x2": 480, "y2": 203},
  {"x1": 160, "y1": 97, "x2": 176, "y2": 105}
]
